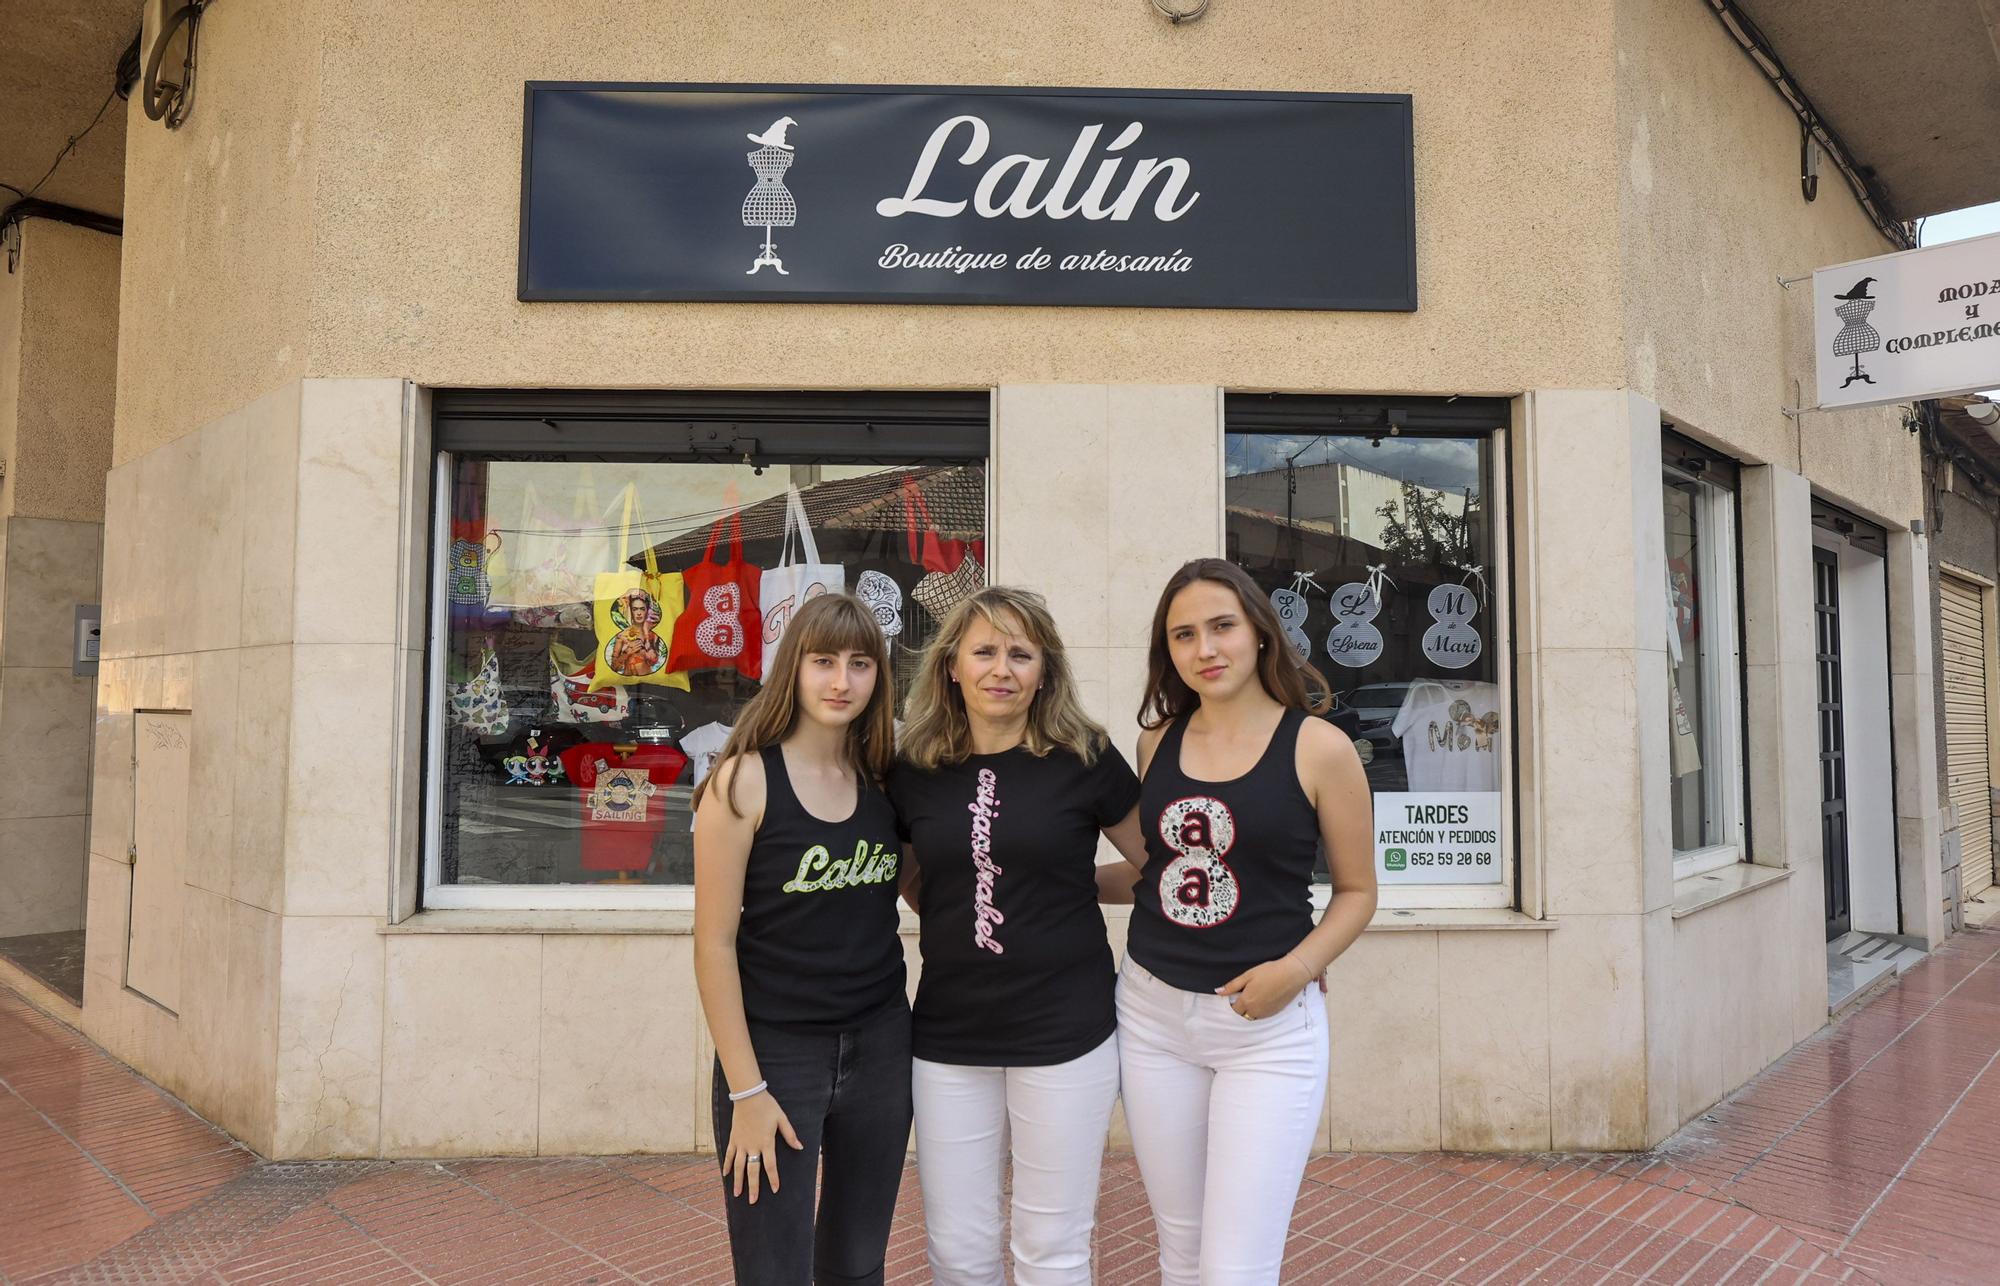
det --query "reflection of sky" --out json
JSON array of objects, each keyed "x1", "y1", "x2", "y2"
[{"x1": 1226, "y1": 434, "x2": 1481, "y2": 493}]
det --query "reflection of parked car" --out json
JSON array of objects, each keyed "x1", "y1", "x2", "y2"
[
  {"x1": 1344, "y1": 681, "x2": 1412, "y2": 754},
  {"x1": 1322, "y1": 691, "x2": 1363, "y2": 739}
]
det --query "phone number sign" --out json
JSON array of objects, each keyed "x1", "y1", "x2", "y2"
[{"x1": 1374, "y1": 792, "x2": 1502, "y2": 885}]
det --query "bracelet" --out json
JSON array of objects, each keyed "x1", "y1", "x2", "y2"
[
  {"x1": 727, "y1": 1080, "x2": 768, "y2": 1102},
  {"x1": 1284, "y1": 951, "x2": 1317, "y2": 985}
]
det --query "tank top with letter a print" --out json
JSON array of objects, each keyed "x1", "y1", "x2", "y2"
[
  {"x1": 1130, "y1": 709, "x2": 1320, "y2": 994},
  {"x1": 736, "y1": 746, "x2": 906, "y2": 1032}
]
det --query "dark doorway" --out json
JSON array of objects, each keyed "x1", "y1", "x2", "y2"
[{"x1": 1815, "y1": 546, "x2": 1851, "y2": 939}]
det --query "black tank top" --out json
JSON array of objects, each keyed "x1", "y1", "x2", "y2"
[
  {"x1": 1129, "y1": 709, "x2": 1319, "y2": 993},
  {"x1": 736, "y1": 746, "x2": 907, "y2": 1031}
]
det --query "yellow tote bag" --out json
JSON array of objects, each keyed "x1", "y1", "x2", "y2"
[{"x1": 589, "y1": 486, "x2": 689, "y2": 693}]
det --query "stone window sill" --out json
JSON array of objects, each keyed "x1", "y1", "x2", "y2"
[
  {"x1": 1671, "y1": 861, "x2": 1793, "y2": 920},
  {"x1": 391, "y1": 906, "x2": 1557, "y2": 937},
  {"x1": 384, "y1": 908, "x2": 929, "y2": 936}
]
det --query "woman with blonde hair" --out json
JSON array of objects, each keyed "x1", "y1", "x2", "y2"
[
  {"x1": 888, "y1": 586, "x2": 1150, "y2": 1286},
  {"x1": 692, "y1": 592, "x2": 909, "y2": 1286},
  {"x1": 1119, "y1": 558, "x2": 1376, "y2": 1285}
]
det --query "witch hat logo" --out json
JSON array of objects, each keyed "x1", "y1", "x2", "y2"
[
  {"x1": 1830, "y1": 276, "x2": 1879, "y2": 388},
  {"x1": 743, "y1": 116, "x2": 799, "y2": 276}
]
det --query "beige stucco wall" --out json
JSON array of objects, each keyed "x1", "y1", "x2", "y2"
[
  {"x1": 5, "y1": 219, "x2": 120, "y2": 521},
  {"x1": 111, "y1": 5, "x2": 322, "y2": 465},
  {"x1": 1613, "y1": 0, "x2": 1917, "y2": 525},
  {"x1": 112, "y1": 0, "x2": 1630, "y2": 466}
]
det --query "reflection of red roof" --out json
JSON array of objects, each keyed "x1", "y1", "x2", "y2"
[{"x1": 642, "y1": 464, "x2": 985, "y2": 564}]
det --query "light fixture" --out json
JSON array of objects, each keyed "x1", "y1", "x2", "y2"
[
  {"x1": 141, "y1": 1, "x2": 207, "y2": 129},
  {"x1": 1151, "y1": 0, "x2": 1210, "y2": 24}
]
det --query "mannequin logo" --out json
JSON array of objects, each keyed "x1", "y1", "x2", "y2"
[
  {"x1": 1830, "y1": 276, "x2": 1879, "y2": 388},
  {"x1": 743, "y1": 116, "x2": 799, "y2": 275},
  {"x1": 876, "y1": 117, "x2": 1200, "y2": 223}
]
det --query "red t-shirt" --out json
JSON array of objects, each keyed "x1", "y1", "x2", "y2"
[{"x1": 557, "y1": 743, "x2": 690, "y2": 872}]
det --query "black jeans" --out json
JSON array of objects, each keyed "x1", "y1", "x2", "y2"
[{"x1": 712, "y1": 999, "x2": 913, "y2": 1285}]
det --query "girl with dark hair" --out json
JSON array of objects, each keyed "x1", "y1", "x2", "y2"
[
  {"x1": 692, "y1": 592, "x2": 909, "y2": 1286},
  {"x1": 1118, "y1": 558, "x2": 1378, "y2": 1285}
]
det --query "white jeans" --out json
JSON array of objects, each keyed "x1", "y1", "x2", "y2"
[
  {"x1": 1116, "y1": 957, "x2": 1329, "y2": 1286},
  {"x1": 911, "y1": 1032, "x2": 1121, "y2": 1286}
]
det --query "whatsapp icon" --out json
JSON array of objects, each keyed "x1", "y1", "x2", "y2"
[{"x1": 1384, "y1": 847, "x2": 1408, "y2": 872}]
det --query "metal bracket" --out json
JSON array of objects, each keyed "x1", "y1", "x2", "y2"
[{"x1": 1777, "y1": 273, "x2": 1812, "y2": 290}]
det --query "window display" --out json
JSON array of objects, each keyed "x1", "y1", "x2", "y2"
[
  {"x1": 431, "y1": 454, "x2": 986, "y2": 893},
  {"x1": 1225, "y1": 398, "x2": 1508, "y2": 896},
  {"x1": 1661, "y1": 442, "x2": 1745, "y2": 870}
]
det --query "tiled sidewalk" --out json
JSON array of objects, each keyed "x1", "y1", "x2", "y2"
[{"x1": 5, "y1": 926, "x2": 1999, "y2": 1284}]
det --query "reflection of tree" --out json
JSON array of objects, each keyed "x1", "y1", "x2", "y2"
[{"x1": 1375, "y1": 484, "x2": 1478, "y2": 567}]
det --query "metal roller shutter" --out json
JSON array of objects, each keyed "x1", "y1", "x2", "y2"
[{"x1": 1941, "y1": 574, "x2": 1994, "y2": 901}]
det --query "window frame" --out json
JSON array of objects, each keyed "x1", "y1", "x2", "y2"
[
  {"x1": 1224, "y1": 394, "x2": 1518, "y2": 912},
  {"x1": 421, "y1": 391, "x2": 991, "y2": 912},
  {"x1": 1662, "y1": 436, "x2": 1749, "y2": 881}
]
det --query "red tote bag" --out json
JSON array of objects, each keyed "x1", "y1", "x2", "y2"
[
  {"x1": 902, "y1": 477, "x2": 985, "y2": 574},
  {"x1": 667, "y1": 510, "x2": 763, "y2": 681}
]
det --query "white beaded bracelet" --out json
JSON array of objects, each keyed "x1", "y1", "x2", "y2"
[{"x1": 727, "y1": 1080, "x2": 769, "y2": 1102}]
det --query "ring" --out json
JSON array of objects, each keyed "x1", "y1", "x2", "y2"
[{"x1": 746, "y1": 1154, "x2": 761, "y2": 1164}]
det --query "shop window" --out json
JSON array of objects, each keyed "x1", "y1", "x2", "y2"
[
  {"x1": 1225, "y1": 395, "x2": 1514, "y2": 910},
  {"x1": 1662, "y1": 435, "x2": 1746, "y2": 879},
  {"x1": 423, "y1": 393, "x2": 988, "y2": 911}
]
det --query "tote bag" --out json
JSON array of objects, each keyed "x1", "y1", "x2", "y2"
[
  {"x1": 549, "y1": 641, "x2": 630, "y2": 724},
  {"x1": 490, "y1": 480, "x2": 620, "y2": 611},
  {"x1": 588, "y1": 487, "x2": 690, "y2": 693},
  {"x1": 666, "y1": 509, "x2": 763, "y2": 681},
  {"x1": 446, "y1": 522, "x2": 511, "y2": 628},
  {"x1": 901, "y1": 477, "x2": 986, "y2": 624},
  {"x1": 760, "y1": 485, "x2": 846, "y2": 676}
]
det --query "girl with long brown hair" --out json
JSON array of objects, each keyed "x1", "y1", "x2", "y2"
[
  {"x1": 1118, "y1": 558, "x2": 1377, "y2": 1285},
  {"x1": 692, "y1": 592, "x2": 908, "y2": 1286},
  {"x1": 888, "y1": 586, "x2": 1150, "y2": 1285}
]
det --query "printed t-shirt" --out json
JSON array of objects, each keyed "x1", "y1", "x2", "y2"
[
  {"x1": 680, "y1": 721, "x2": 734, "y2": 787},
  {"x1": 557, "y1": 743, "x2": 689, "y2": 871},
  {"x1": 1391, "y1": 680, "x2": 1502, "y2": 793},
  {"x1": 887, "y1": 743, "x2": 1141, "y2": 1066}
]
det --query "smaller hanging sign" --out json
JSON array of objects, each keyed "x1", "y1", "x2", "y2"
[{"x1": 1812, "y1": 229, "x2": 2000, "y2": 410}]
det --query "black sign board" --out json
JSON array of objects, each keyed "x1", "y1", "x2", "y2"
[{"x1": 519, "y1": 84, "x2": 1416, "y2": 311}]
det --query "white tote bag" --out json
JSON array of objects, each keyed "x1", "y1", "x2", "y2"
[{"x1": 759, "y1": 485, "x2": 845, "y2": 677}]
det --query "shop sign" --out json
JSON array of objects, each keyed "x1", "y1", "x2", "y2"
[
  {"x1": 519, "y1": 83, "x2": 1416, "y2": 311},
  {"x1": 1813, "y1": 230, "x2": 2000, "y2": 410},
  {"x1": 1374, "y1": 792, "x2": 1502, "y2": 885}
]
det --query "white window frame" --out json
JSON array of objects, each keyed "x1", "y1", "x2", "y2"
[
  {"x1": 423, "y1": 404, "x2": 996, "y2": 911},
  {"x1": 1667, "y1": 467, "x2": 1747, "y2": 882},
  {"x1": 1225, "y1": 415, "x2": 1516, "y2": 912}
]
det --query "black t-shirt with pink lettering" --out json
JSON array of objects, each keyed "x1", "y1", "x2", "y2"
[{"x1": 888, "y1": 743, "x2": 1141, "y2": 1066}]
